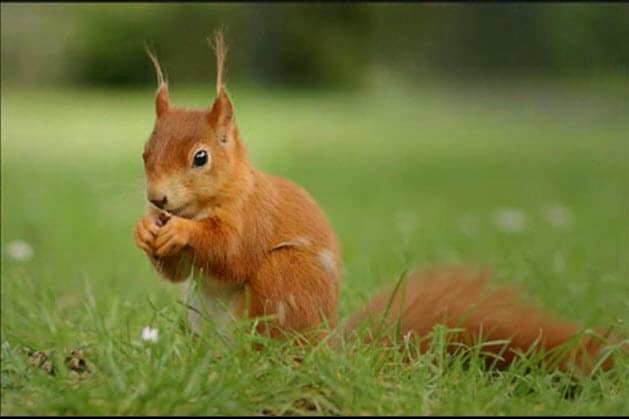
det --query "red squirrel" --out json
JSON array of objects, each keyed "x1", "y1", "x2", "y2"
[{"x1": 133, "y1": 33, "x2": 623, "y2": 373}]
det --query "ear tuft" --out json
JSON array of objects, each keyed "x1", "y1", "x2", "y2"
[
  {"x1": 146, "y1": 46, "x2": 170, "y2": 117},
  {"x1": 209, "y1": 30, "x2": 228, "y2": 96},
  {"x1": 207, "y1": 31, "x2": 235, "y2": 131}
]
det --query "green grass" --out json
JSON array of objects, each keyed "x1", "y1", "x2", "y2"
[{"x1": 1, "y1": 79, "x2": 628, "y2": 415}]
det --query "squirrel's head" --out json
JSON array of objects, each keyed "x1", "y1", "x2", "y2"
[{"x1": 142, "y1": 32, "x2": 247, "y2": 219}]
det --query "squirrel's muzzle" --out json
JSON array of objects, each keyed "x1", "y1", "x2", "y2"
[{"x1": 149, "y1": 195, "x2": 168, "y2": 209}]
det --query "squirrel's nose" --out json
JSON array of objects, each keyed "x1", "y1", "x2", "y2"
[{"x1": 150, "y1": 196, "x2": 168, "y2": 209}]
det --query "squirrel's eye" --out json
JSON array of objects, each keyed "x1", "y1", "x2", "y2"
[{"x1": 193, "y1": 150, "x2": 208, "y2": 167}]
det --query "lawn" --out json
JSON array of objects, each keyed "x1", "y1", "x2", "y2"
[{"x1": 1, "y1": 78, "x2": 628, "y2": 415}]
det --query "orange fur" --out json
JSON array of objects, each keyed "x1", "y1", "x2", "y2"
[
  {"x1": 145, "y1": 47, "x2": 170, "y2": 117},
  {"x1": 133, "y1": 34, "x2": 623, "y2": 372}
]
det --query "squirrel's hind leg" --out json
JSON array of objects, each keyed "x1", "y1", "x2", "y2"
[{"x1": 242, "y1": 247, "x2": 340, "y2": 340}]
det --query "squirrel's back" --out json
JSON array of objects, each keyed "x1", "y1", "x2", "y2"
[
  {"x1": 266, "y1": 173, "x2": 340, "y2": 256},
  {"x1": 234, "y1": 172, "x2": 342, "y2": 336}
]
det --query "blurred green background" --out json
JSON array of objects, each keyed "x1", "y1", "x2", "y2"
[
  {"x1": 1, "y1": 4, "x2": 629, "y2": 415},
  {"x1": 2, "y1": 3, "x2": 629, "y2": 88}
]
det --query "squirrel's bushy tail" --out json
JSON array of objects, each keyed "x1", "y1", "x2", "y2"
[{"x1": 343, "y1": 267, "x2": 623, "y2": 373}]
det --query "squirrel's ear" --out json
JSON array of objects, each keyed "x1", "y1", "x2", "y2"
[
  {"x1": 207, "y1": 31, "x2": 234, "y2": 131},
  {"x1": 146, "y1": 47, "x2": 170, "y2": 117},
  {"x1": 207, "y1": 87, "x2": 234, "y2": 128},
  {"x1": 155, "y1": 85, "x2": 170, "y2": 118}
]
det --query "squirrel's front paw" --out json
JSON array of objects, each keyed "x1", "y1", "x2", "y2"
[
  {"x1": 154, "y1": 216, "x2": 193, "y2": 258},
  {"x1": 133, "y1": 214, "x2": 160, "y2": 256}
]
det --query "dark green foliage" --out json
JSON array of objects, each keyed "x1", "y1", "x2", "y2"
[{"x1": 2, "y1": 3, "x2": 628, "y2": 87}]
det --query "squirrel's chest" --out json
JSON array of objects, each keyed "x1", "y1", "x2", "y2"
[{"x1": 183, "y1": 274, "x2": 242, "y2": 336}]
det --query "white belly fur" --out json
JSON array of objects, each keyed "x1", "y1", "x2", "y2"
[{"x1": 183, "y1": 273, "x2": 242, "y2": 337}]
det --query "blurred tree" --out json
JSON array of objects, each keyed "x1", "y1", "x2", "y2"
[
  {"x1": 70, "y1": 3, "x2": 372, "y2": 88},
  {"x1": 369, "y1": 3, "x2": 629, "y2": 80},
  {"x1": 2, "y1": 3, "x2": 628, "y2": 88},
  {"x1": 72, "y1": 4, "x2": 169, "y2": 86},
  {"x1": 242, "y1": 4, "x2": 373, "y2": 88}
]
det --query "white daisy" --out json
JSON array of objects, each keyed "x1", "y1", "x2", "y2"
[
  {"x1": 6, "y1": 240, "x2": 34, "y2": 261},
  {"x1": 141, "y1": 326, "x2": 159, "y2": 343},
  {"x1": 493, "y1": 208, "x2": 528, "y2": 233},
  {"x1": 542, "y1": 203, "x2": 574, "y2": 230}
]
